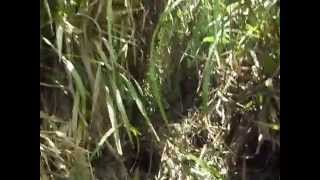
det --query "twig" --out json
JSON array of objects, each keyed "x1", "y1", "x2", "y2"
[{"x1": 40, "y1": 82, "x2": 61, "y2": 88}]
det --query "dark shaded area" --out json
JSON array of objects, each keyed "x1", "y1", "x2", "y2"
[
  {"x1": 227, "y1": 121, "x2": 280, "y2": 180},
  {"x1": 188, "y1": 129, "x2": 211, "y2": 149},
  {"x1": 127, "y1": 0, "x2": 166, "y2": 82},
  {"x1": 123, "y1": 139, "x2": 162, "y2": 179},
  {"x1": 40, "y1": 47, "x2": 73, "y2": 128}
]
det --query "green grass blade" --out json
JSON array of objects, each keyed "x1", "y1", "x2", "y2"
[
  {"x1": 42, "y1": 37, "x2": 87, "y2": 107},
  {"x1": 63, "y1": 59, "x2": 87, "y2": 113},
  {"x1": 56, "y1": 25, "x2": 63, "y2": 62},
  {"x1": 185, "y1": 154, "x2": 222, "y2": 179},
  {"x1": 107, "y1": 0, "x2": 113, "y2": 43},
  {"x1": 114, "y1": 85, "x2": 133, "y2": 143},
  {"x1": 91, "y1": 65, "x2": 102, "y2": 122},
  {"x1": 94, "y1": 41, "x2": 112, "y2": 70},
  {"x1": 105, "y1": 85, "x2": 123, "y2": 155},
  {"x1": 43, "y1": 0, "x2": 53, "y2": 33},
  {"x1": 71, "y1": 92, "x2": 80, "y2": 144},
  {"x1": 148, "y1": 66, "x2": 169, "y2": 126},
  {"x1": 120, "y1": 74, "x2": 160, "y2": 142},
  {"x1": 90, "y1": 122, "x2": 123, "y2": 160}
]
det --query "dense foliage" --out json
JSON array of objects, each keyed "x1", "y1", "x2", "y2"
[{"x1": 40, "y1": 0, "x2": 279, "y2": 179}]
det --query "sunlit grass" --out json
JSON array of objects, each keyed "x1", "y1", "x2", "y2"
[{"x1": 41, "y1": 0, "x2": 279, "y2": 179}]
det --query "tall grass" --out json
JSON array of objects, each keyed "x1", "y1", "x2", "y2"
[{"x1": 41, "y1": 0, "x2": 279, "y2": 179}]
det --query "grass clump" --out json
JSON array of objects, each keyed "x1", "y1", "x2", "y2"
[
  {"x1": 156, "y1": 112, "x2": 228, "y2": 180},
  {"x1": 41, "y1": 0, "x2": 279, "y2": 179}
]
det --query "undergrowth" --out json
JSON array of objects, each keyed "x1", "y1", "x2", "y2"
[{"x1": 40, "y1": 0, "x2": 279, "y2": 180}]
